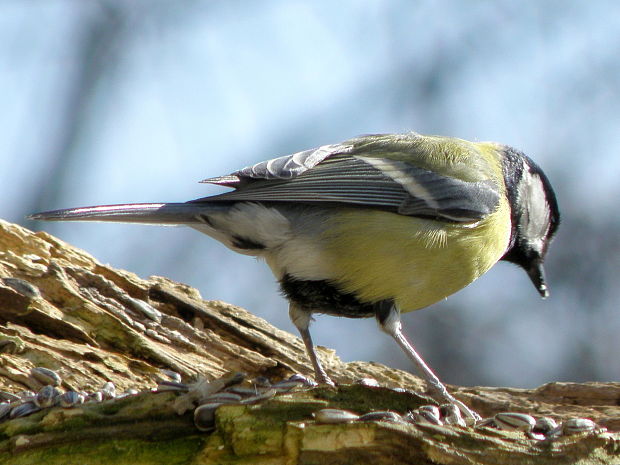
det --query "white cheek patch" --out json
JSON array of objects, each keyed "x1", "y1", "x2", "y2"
[{"x1": 518, "y1": 170, "x2": 551, "y2": 251}]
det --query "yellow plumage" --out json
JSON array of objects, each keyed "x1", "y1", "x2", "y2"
[
  {"x1": 321, "y1": 139, "x2": 511, "y2": 311},
  {"x1": 322, "y1": 201, "x2": 510, "y2": 310}
]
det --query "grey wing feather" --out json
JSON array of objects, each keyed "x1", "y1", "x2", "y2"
[
  {"x1": 201, "y1": 143, "x2": 352, "y2": 186},
  {"x1": 194, "y1": 150, "x2": 500, "y2": 222},
  {"x1": 397, "y1": 173, "x2": 500, "y2": 221},
  {"x1": 201, "y1": 158, "x2": 407, "y2": 208},
  {"x1": 356, "y1": 156, "x2": 500, "y2": 221}
]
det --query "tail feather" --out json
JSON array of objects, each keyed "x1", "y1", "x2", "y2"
[{"x1": 28, "y1": 202, "x2": 222, "y2": 225}]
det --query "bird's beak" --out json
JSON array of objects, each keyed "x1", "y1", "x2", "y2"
[{"x1": 527, "y1": 259, "x2": 549, "y2": 298}]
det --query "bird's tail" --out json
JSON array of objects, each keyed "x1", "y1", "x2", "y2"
[{"x1": 28, "y1": 203, "x2": 224, "y2": 225}]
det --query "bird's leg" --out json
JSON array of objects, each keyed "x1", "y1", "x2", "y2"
[
  {"x1": 289, "y1": 304, "x2": 334, "y2": 385},
  {"x1": 375, "y1": 302, "x2": 479, "y2": 423}
]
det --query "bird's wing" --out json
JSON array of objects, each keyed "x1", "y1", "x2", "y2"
[{"x1": 196, "y1": 134, "x2": 500, "y2": 222}]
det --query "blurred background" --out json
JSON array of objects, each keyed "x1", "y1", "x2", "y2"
[{"x1": 2, "y1": 0, "x2": 619, "y2": 388}]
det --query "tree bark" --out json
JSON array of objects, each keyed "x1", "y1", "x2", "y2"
[{"x1": 0, "y1": 219, "x2": 618, "y2": 464}]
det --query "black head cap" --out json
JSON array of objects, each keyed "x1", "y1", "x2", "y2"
[{"x1": 500, "y1": 147, "x2": 560, "y2": 298}]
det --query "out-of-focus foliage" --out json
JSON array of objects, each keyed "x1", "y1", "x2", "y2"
[{"x1": 2, "y1": 0, "x2": 619, "y2": 387}]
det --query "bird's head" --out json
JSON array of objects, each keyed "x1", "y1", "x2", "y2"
[{"x1": 500, "y1": 147, "x2": 560, "y2": 298}]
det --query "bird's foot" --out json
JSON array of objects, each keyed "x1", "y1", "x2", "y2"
[
  {"x1": 428, "y1": 386, "x2": 480, "y2": 425},
  {"x1": 315, "y1": 370, "x2": 335, "y2": 386}
]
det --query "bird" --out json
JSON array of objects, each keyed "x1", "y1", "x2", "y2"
[{"x1": 29, "y1": 132, "x2": 560, "y2": 420}]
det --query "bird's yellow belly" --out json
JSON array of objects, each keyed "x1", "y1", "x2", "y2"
[{"x1": 320, "y1": 203, "x2": 511, "y2": 311}]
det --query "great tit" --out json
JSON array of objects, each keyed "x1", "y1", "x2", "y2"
[{"x1": 29, "y1": 132, "x2": 560, "y2": 418}]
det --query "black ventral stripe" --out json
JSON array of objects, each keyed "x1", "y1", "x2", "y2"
[{"x1": 280, "y1": 274, "x2": 393, "y2": 318}]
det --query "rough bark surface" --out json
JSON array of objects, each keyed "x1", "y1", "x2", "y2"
[{"x1": 0, "y1": 219, "x2": 618, "y2": 464}]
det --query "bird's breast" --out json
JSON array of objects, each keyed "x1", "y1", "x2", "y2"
[
  {"x1": 313, "y1": 203, "x2": 512, "y2": 311},
  {"x1": 211, "y1": 201, "x2": 512, "y2": 313}
]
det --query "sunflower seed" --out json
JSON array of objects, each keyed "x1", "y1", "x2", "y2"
[
  {"x1": 415, "y1": 405, "x2": 443, "y2": 425},
  {"x1": 561, "y1": 418, "x2": 597, "y2": 435},
  {"x1": 35, "y1": 385, "x2": 59, "y2": 408},
  {"x1": 155, "y1": 381, "x2": 189, "y2": 393},
  {"x1": 202, "y1": 392, "x2": 242, "y2": 404},
  {"x1": 287, "y1": 373, "x2": 317, "y2": 387},
  {"x1": 30, "y1": 367, "x2": 61, "y2": 386},
  {"x1": 239, "y1": 388, "x2": 276, "y2": 405},
  {"x1": 224, "y1": 386, "x2": 260, "y2": 396},
  {"x1": 358, "y1": 411, "x2": 403, "y2": 423},
  {"x1": 271, "y1": 379, "x2": 305, "y2": 392},
  {"x1": 10, "y1": 402, "x2": 40, "y2": 419},
  {"x1": 194, "y1": 403, "x2": 222, "y2": 432},
  {"x1": 0, "y1": 391, "x2": 20, "y2": 403},
  {"x1": 494, "y1": 412, "x2": 536, "y2": 432},
  {"x1": 58, "y1": 391, "x2": 85, "y2": 408},
  {"x1": 160, "y1": 369, "x2": 182, "y2": 383},
  {"x1": 313, "y1": 408, "x2": 359, "y2": 424}
]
